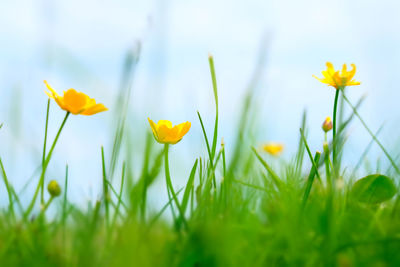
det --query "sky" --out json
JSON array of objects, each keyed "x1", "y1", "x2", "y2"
[{"x1": 1, "y1": 0, "x2": 400, "y2": 209}]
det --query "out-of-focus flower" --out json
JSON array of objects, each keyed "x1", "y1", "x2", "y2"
[
  {"x1": 322, "y1": 116, "x2": 333, "y2": 132},
  {"x1": 47, "y1": 180, "x2": 61, "y2": 197},
  {"x1": 148, "y1": 118, "x2": 191, "y2": 144},
  {"x1": 313, "y1": 62, "x2": 360, "y2": 89},
  {"x1": 262, "y1": 142, "x2": 284, "y2": 156},
  {"x1": 44, "y1": 80, "x2": 107, "y2": 115}
]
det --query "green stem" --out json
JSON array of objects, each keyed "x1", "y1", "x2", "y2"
[
  {"x1": 332, "y1": 88, "x2": 340, "y2": 167},
  {"x1": 101, "y1": 146, "x2": 109, "y2": 227},
  {"x1": 251, "y1": 147, "x2": 282, "y2": 189},
  {"x1": 0, "y1": 157, "x2": 15, "y2": 219},
  {"x1": 302, "y1": 152, "x2": 321, "y2": 208},
  {"x1": 197, "y1": 111, "x2": 216, "y2": 189},
  {"x1": 323, "y1": 141, "x2": 332, "y2": 189},
  {"x1": 342, "y1": 93, "x2": 400, "y2": 175},
  {"x1": 208, "y1": 55, "x2": 219, "y2": 160},
  {"x1": 42, "y1": 196, "x2": 54, "y2": 213},
  {"x1": 111, "y1": 162, "x2": 126, "y2": 227},
  {"x1": 62, "y1": 165, "x2": 69, "y2": 225},
  {"x1": 24, "y1": 112, "x2": 70, "y2": 218},
  {"x1": 300, "y1": 129, "x2": 321, "y2": 181},
  {"x1": 41, "y1": 99, "x2": 51, "y2": 205},
  {"x1": 164, "y1": 144, "x2": 188, "y2": 229}
]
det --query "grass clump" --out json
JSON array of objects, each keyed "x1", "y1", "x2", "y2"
[{"x1": 0, "y1": 57, "x2": 399, "y2": 267}]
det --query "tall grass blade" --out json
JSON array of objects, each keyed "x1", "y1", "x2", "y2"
[
  {"x1": 302, "y1": 151, "x2": 321, "y2": 208},
  {"x1": 342, "y1": 93, "x2": 400, "y2": 175},
  {"x1": 181, "y1": 159, "x2": 198, "y2": 214}
]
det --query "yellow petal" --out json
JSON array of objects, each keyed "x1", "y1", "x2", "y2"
[
  {"x1": 157, "y1": 124, "x2": 170, "y2": 142},
  {"x1": 341, "y1": 64, "x2": 348, "y2": 75},
  {"x1": 148, "y1": 118, "x2": 160, "y2": 142},
  {"x1": 81, "y1": 104, "x2": 108, "y2": 115},
  {"x1": 44, "y1": 80, "x2": 60, "y2": 98},
  {"x1": 157, "y1": 120, "x2": 173, "y2": 129},
  {"x1": 178, "y1": 122, "x2": 191, "y2": 137},
  {"x1": 44, "y1": 90, "x2": 54, "y2": 99},
  {"x1": 326, "y1": 62, "x2": 335, "y2": 75},
  {"x1": 62, "y1": 89, "x2": 88, "y2": 114}
]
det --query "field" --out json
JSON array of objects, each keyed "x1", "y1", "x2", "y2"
[{"x1": 0, "y1": 56, "x2": 400, "y2": 267}]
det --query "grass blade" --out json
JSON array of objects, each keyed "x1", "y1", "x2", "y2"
[
  {"x1": 251, "y1": 147, "x2": 282, "y2": 189},
  {"x1": 342, "y1": 93, "x2": 400, "y2": 175},
  {"x1": 302, "y1": 151, "x2": 321, "y2": 208},
  {"x1": 181, "y1": 159, "x2": 198, "y2": 215}
]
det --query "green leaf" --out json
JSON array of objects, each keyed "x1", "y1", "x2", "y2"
[
  {"x1": 351, "y1": 174, "x2": 397, "y2": 204},
  {"x1": 181, "y1": 159, "x2": 198, "y2": 214}
]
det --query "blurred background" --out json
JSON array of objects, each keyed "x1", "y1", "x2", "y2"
[{"x1": 1, "y1": 0, "x2": 400, "y2": 209}]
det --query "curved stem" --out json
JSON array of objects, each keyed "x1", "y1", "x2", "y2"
[
  {"x1": 24, "y1": 112, "x2": 70, "y2": 218},
  {"x1": 164, "y1": 144, "x2": 188, "y2": 228},
  {"x1": 0, "y1": 157, "x2": 14, "y2": 219}
]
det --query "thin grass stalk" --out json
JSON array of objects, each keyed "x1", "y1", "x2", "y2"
[
  {"x1": 112, "y1": 162, "x2": 126, "y2": 227},
  {"x1": 164, "y1": 144, "x2": 188, "y2": 229},
  {"x1": 300, "y1": 128, "x2": 322, "y2": 181},
  {"x1": 251, "y1": 147, "x2": 282, "y2": 189},
  {"x1": 0, "y1": 157, "x2": 14, "y2": 219},
  {"x1": 332, "y1": 88, "x2": 341, "y2": 167},
  {"x1": 40, "y1": 99, "x2": 50, "y2": 205},
  {"x1": 342, "y1": 93, "x2": 400, "y2": 175},
  {"x1": 101, "y1": 146, "x2": 110, "y2": 227},
  {"x1": 197, "y1": 111, "x2": 216, "y2": 188},
  {"x1": 62, "y1": 164, "x2": 69, "y2": 225},
  {"x1": 24, "y1": 111, "x2": 70, "y2": 218},
  {"x1": 302, "y1": 152, "x2": 321, "y2": 209},
  {"x1": 208, "y1": 54, "x2": 219, "y2": 161}
]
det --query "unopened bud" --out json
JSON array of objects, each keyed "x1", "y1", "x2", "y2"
[
  {"x1": 47, "y1": 180, "x2": 61, "y2": 197},
  {"x1": 322, "y1": 117, "x2": 333, "y2": 132}
]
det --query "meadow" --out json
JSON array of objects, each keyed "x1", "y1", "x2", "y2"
[{"x1": 0, "y1": 55, "x2": 399, "y2": 267}]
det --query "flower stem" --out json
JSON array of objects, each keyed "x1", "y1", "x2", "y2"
[
  {"x1": 41, "y1": 99, "x2": 51, "y2": 205},
  {"x1": 42, "y1": 196, "x2": 54, "y2": 213},
  {"x1": 24, "y1": 112, "x2": 70, "y2": 218},
  {"x1": 164, "y1": 144, "x2": 188, "y2": 229},
  {"x1": 332, "y1": 88, "x2": 340, "y2": 168}
]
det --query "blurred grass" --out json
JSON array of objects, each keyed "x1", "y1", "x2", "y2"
[{"x1": 0, "y1": 50, "x2": 400, "y2": 267}]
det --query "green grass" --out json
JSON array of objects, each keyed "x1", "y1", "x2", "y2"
[{"x1": 0, "y1": 55, "x2": 400, "y2": 267}]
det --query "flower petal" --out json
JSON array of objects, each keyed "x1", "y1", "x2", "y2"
[
  {"x1": 157, "y1": 120, "x2": 173, "y2": 129},
  {"x1": 81, "y1": 103, "x2": 108, "y2": 115}
]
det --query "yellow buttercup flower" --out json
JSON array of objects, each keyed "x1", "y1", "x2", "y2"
[
  {"x1": 148, "y1": 118, "x2": 191, "y2": 145},
  {"x1": 313, "y1": 62, "x2": 360, "y2": 89},
  {"x1": 44, "y1": 80, "x2": 108, "y2": 115},
  {"x1": 262, "y1": 142, "x2": 284, "y2": 156}
]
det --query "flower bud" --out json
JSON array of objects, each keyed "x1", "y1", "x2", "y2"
[
  {"x1": 47, "y1": 180, "x2": 61, "y2": 197},
  {"x1": 322, "y1": 117, "x2": 333, "y2": 132}
]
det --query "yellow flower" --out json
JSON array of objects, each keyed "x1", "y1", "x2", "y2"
[
  {"x1": 313, "y1": 62, "x2": 360, "y2": 89},
  {"x1": 148, "y1": 118, "x2": 191, "y2": 144},
  {"x1": 44, "y1": 80, "x2": 108, "y2": 115},
  {"x1": 262, "y1": 142, "x2": 284, "y2": 156}
]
